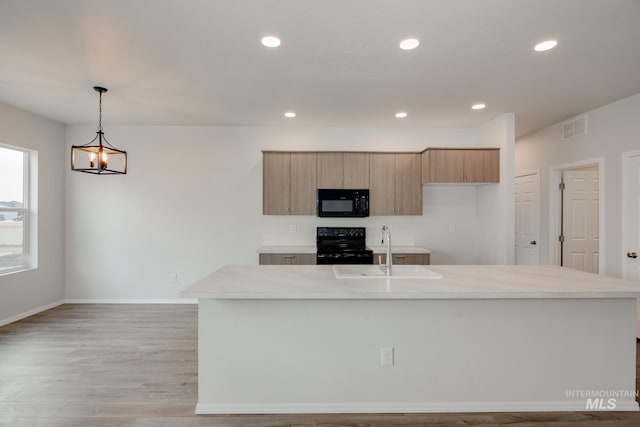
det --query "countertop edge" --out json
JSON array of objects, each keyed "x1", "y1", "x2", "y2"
[
  {"x1": 181, "y1": 291, "x2": 640, "y2": 300},
  {"x1": 258, "y1": 245, "x2": 431, "y2": 254}
]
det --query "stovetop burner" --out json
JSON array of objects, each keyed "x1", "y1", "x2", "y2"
[{"x1": 316, "y1": 227, "x2": 373, "y2": 265}]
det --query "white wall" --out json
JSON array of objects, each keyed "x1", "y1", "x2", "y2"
[
  {"x1": 477, "y1": 114, "x2": 516, "y2": 264},
  {"x1": 516, "y1": 92, "x2": 640, "y2": 278},
  {"x1": 0, "y1": 101, "x2": 65, "y2": 325},
  {"x1": 65, "y1": 124, "x2": 512, "y2": 300}
]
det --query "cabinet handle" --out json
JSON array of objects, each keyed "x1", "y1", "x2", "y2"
[
  {"x1": 282, "y1": 255, "x2": 295, "y2": 259},
  {"x1": 395, "y1": 255, "x2": 408, "y2": 259}
]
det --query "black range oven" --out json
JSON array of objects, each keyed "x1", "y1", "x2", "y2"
[{"x1": 316, "y1": 227, "x2": 373, "y2": 265}]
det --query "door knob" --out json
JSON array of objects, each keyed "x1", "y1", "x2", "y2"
[
  {"x1": 530, "y1": 240, "x2": 537, "y2": 245},
  {"x1": 628, "y1": 252, "x2": 638, "y2": 259}
]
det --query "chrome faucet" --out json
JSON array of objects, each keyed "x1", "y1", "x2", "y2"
[{"x1": 380, "y1": 225, "x2": 392, "y2": 276}]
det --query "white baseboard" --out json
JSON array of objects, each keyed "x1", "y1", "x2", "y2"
[
  {"x1": 0, "y1": 300, "x2": 65, "y2": 327},
  {"x1": 64, "y1": 298, "x2": 198, "y2": 304},
  {"x1": 195, "y1": 400, "x2": 640, "y2": 414}
]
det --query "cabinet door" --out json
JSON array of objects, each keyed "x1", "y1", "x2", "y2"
[
  {"x1": 317, "y1": 152, "x2": 344, "y2": 189},
  {"x1": 395, "y1": 153, "x2": 422, "y2": 215},
  {"x1": 259, "y1": 253, "x2": 298, "y2": 265},
  {"x1": 296, "y1": 254, "x2": 317, "y2": 265},
  {"x1": 429, "y1": 150, "x2": 465, "y2": 183},
  {"x1": 482, "y1": 149, "x2": 500, "y2": 182},
  {"x1": 411, "y1": 254, "x2": 430, "y2": 265},
  {"x1": 263, "y1": 152, "x2": 291, "y2": 215},
  {"x1": 343, "y1": 153, "x2": 370, "y2": 189},
  {"x1": 369, "y1": 153, "x2": 396, "y2": 215},
  {"x1": 392, "y1": 254, "x2": 411, "y2": 265},
  {"x1": 290, "y1": 153, "x2": 317, "y2": 215},
  {"x1": 462, "y1": 150, "x2": 481, "y2": 182},
  {"x1": 378, "y1": 253, "x2": 430, "y2": 265},
  {"x1": 259, "y1": 253, "x2": 317, "y2": 265},
  {"x1": 463, "y1": 149, "x2": 500, "y2": 182}
]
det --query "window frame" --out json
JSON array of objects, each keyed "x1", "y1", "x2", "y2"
[{"x1": 0, "y1": 144, "x2": 32, "y2": 275}]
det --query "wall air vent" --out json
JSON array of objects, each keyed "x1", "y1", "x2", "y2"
[{"x1": 562, "y1": 115, "x2": 587, "y2": 139}]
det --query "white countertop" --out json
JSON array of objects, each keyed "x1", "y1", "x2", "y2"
[
  {"x1": 258, "y1": 245, "x2": 430, "y2": 254},
  {"x1": 258, "y1": 245, "x2": 316, "y2": 254},
  {"x1": 181, "y1": 264, "x2": 640, "y2": 300},
  {"x1": 369, "y1": 245, "x2": 430, "y2": 254}
]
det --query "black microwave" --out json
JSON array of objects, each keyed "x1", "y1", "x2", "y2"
[{"x1": 317, "y1": 189, "x2": 369, "y2": 217}]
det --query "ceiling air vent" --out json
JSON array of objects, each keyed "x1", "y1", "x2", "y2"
[{"x1": 562, "y1": 115, "x2": 587, "y2": 139}]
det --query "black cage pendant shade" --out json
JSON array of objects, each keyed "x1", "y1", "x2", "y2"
[{"x1": 71, "y1": 86, "x2": 127, "y2": 175}]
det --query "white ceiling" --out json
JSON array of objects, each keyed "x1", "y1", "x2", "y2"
[{"x1": 1, "y1": 0, "x2": 639, "y2": 137}]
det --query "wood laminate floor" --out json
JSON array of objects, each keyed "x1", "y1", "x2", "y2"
[{"x1": 1, "y1": 304, "x2": 639, "y2": 427}]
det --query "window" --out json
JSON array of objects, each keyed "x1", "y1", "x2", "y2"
[{"x1": 0, "y1": 145, "x2": 31, "y2": 273}]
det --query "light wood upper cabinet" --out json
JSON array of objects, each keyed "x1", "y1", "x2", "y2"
[
  {"x1": 317, "y1": 152, "x2": 370, "y2": 189},
  {"x1": 263, "y1": 152, "x2": 291, "y2": 215},
  {"x1": 481, "y1": 149, "x2": 500, "y2": 182},
  {"x1": 370, "y1": 153, "x2": 422, "y2": 215},
  {"x1": 290, "y1": 153, "x2": 317, "y2": 214},
  {"x1": 263, "y1": 152, "x2": 316, "y2": 215},
  {"x1": 422, "y1": 148, "x2": 499, "y2": 183},
  {"x1": 426, "y1": 149, "x2": 464, "y2": 183},
  {"x1": 317, "y1": 153, "x2": 344, "y2": 188},
  {"x1": 369, "y1": 153, "x2": 397, "y2": 215},
  {"x1": 343, "y1": 153, "x2": 369, "y2": 188},
  {"x1": 395, "y1": 153, "x2": 422, "y2": 215},
  {"x1": 265, "y1": 148, "x2": 493, "y2": 217}
]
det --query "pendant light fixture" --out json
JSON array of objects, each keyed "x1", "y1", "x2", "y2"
[{"x1": 71, "y1": 86, "x2": 127, "y2": 174}]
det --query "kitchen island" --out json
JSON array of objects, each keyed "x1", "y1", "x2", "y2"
[{"x1": 182, "y1": 265, "x2": 640, "y2": 414}]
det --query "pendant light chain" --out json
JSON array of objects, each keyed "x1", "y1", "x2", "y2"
[{"x1": 97, "y1": 89, "x2": 103, "y2": 132}]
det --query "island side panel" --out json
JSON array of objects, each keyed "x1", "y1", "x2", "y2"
[{"x1": 197, "y1": 298, "x2": 638, "y2": 413}]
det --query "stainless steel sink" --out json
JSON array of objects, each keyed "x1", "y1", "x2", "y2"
[{"x1": 333, "y1": 265, "x2": 443, "y2": 279}]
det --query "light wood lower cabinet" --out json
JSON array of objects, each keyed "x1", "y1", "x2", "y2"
[
  {"x1": 259, "y1": 253, "x2": 317, "y2": 265},
  {"x1": 374, "y1": 253, "x2": 430, "y2": 265}
]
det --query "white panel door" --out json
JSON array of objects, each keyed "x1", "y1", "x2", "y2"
[
  {"x1": 624, "y1": 154, "x2": 640, "y2": 282},
  {"x1": 563, "y1": 169, "x2": 599, "y2": 273},
  {"x1": 515, "y1": 172, "x2": 540, "y2": 265},
  {"x1": 622, "y1": 154, "x2": 640, "y2": 337}
]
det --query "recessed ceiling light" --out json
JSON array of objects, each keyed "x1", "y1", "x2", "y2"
[
  {"x1": 284, "y1": 112, "x2": 296, "y2": 118},
  {"x1": 395, "y1": 112, "x2": 408, "y2": 118},
  {"x1": 399, "y1": 38, "x2": 419, "y2": 50},
  {"x1": 471, "y1": 104, "x2": 486, "y2": 110},
  {"x1": 534, "y1": 40, "x2": 557, "y2": 52},
  {"x1": 261, "y1": 36, "x2": 281, "y2": 48}
]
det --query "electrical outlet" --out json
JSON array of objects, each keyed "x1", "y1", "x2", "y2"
[
  {"x1": 448, "y1": 223, "x2": 455, "y2": 233},
  {"x1": 288, "y1": 224, "x2": 297, "y2": 233},
  {"x1": 169, "y1": 272, "x2": 178, "y2": 283},
  {"x1": 381, "y1": 347, "x2": 394, "y2": 366}
]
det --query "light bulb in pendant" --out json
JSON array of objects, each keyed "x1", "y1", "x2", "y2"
[{"x1": 100, "y1": 150, "x2": 108, "y2": 169}]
